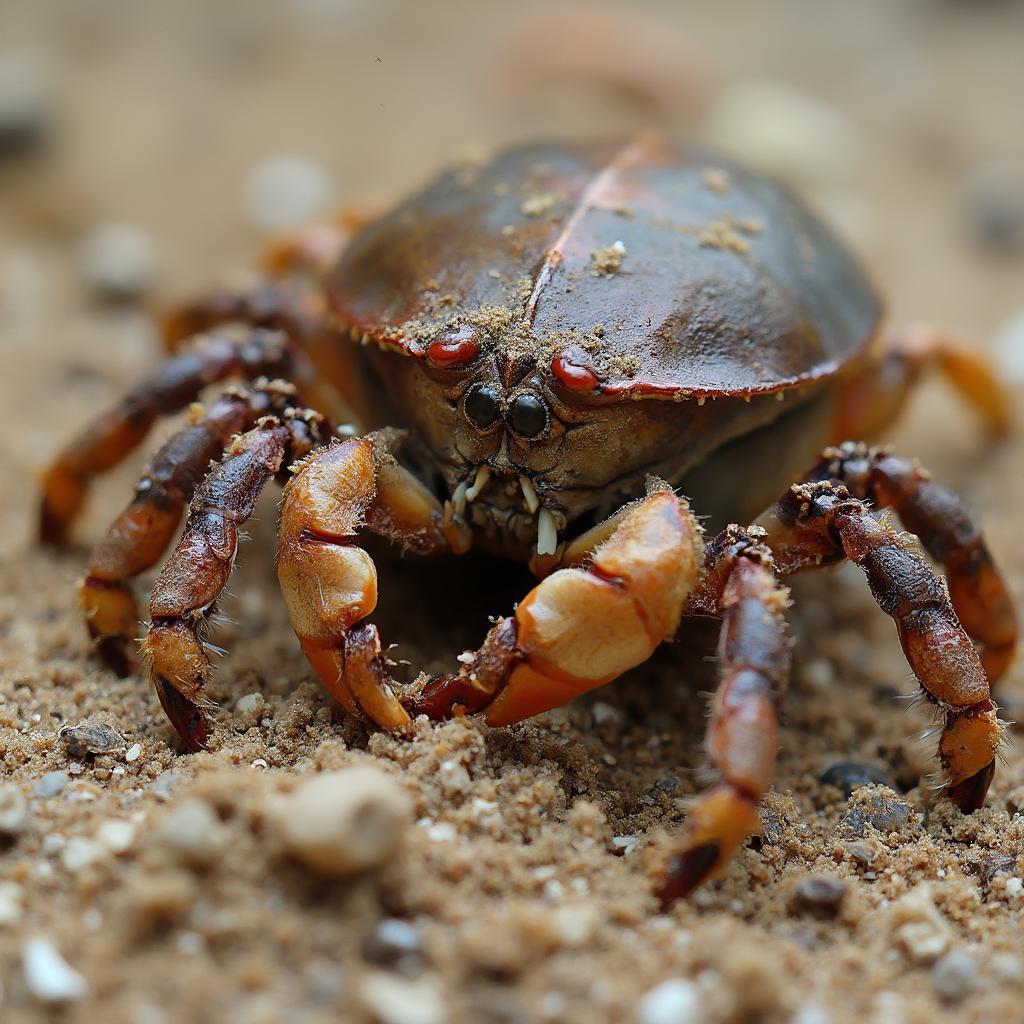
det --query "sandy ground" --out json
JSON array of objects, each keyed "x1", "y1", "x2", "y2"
[{"x1": 3, "y1": 1, "x2": 1024, "y2": 1021}]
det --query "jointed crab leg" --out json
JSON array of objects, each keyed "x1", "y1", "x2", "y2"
[
  {"x1": 759, "y1": 478, "x2": 1002, "y2": 811},
  {"x1": 39, "y1": 328, "x2": 296, "y2": 546},
  {"x1": 800, "y1": 443, "x2": 1017, "y2": 683},
  {"x1": 276, "y1": 446, "x2": 703, "y2": 732},
  {"x1": 143, "y1": 409, "x2": 329, "y2": 750},
  {"x1": 834, "y1": 325, "x2": 1013, "y2": 440},
  {"x1": 79, "y1": 382, "x2": 303, "y2": 674},
  {"x1": 657, "y1": 529, "x2": 790, "y2": 904}
]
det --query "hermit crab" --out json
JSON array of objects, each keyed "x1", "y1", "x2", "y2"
[{"x1": 40, "y1": 136, "x2": 1017, "y2": 900}]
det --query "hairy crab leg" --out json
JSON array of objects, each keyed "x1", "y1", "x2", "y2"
[
  {"x1": 276, "y1": 448, "x2": 703, "y2": 730},
  {"x1": 833, "y1": 325, "x2": 1012, "y2": 440},
  {"x1": 39, "y1": 328, "x2": 296, "y2": 546},
  {"x1": 78, "y1": 382, "x2": 305, "y2": 675},
  {"x1": 798, "y1": 442, "x2": 1017, "y2": 684},
  {"x1": 143, "y1": 410, "x2": 329, "y2": 750},
  {"x1": 758, "y1": 479, "x2": 1002, "y2": 812},
  {"x1": 657, "y1": 529, "x2": 790, "y2": 904}
]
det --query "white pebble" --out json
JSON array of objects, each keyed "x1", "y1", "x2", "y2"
[
  {"x1": 245, "y1": 154, "x2": 333, "y2": 231},
  {"x1": 22, "y1": 937, "x2": 90, "y2": 1002},
  {"x1": 1004, "y1": 876, "x2": 1024, "y2": 899},
  {"x1": 931, "y1": 950, "x2": 977, "y2": 1002},
  {"x1": 235, "y1": 692, "x2": 264, "y2": 714},
  {"x1": 80, "y1": 223, "x2": 157, "y2": 300},
  {"x1": 96, "y1": 819, "x2": 136, "y2": 853},
  {"x1": 157, "y1": 798, "x2": 228, "y2": 868},
  {"x1": 994, "y1": 310, "x2": 1024, "y2": 383},
  {"x1": 125, "y1": 743, "x2": 143, "y2": 763},
  {"x1": 0, "y1": 881, "x2": 24, "y2": 925},
  {"x1": 61, "y1": 837, "x2": 105, "y2": 872},
  {"x1": 0, "y1": 783, "x2": 28, "y2": 835},
  {"x1": 637, "y1": 978, "x2": 703, "y2": 1024},
  {"x1": 702, "y1": 79, "x2": 861, "y2": 185},
  {"x1": 438, "y1": 759, "x2": 470, "y2": 795},
  {"x1": 360, "y1": 971, "x2": 446, "y2": 1024},
  {"x1": 274, "y1": 767, "x2": 411, "y2": 875},
  {"x1": 424, "y1": 821, "x2": 458, "y2": 843}
]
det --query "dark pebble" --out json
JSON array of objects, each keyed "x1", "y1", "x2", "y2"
[
  {"x1": 966, "y1": 167, "x2": 1024, "y2": 252},
  {"x1": 790, "y1": 875, "x2": 848, "y2": 916},
  {"x1": 837, "y1": 785, "x2": 917, "y2": 838},
  {"x1": 59, "y1": 722, "x2": 126, "y2": 757},
  {"x1": 819, "y1": 760, "x2": 895, "y2": 799}
]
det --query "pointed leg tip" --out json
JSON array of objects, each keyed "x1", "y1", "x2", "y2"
[
  {"x1": 948, "y1": 760, "x2": 995, "y2": 813},
  {"x1": 96, "y1": 636, "x2": 136, "y2": 677},
  {"x1": 154, "y1": 677, "x2": 210, "y2": 753},
  {"x1": 654, "y1": 843, "x2": 721, "y2": 908}
]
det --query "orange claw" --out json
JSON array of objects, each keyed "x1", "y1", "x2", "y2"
[{"x1": 485, "y1": 489, "x2": 702, "y2": 725}]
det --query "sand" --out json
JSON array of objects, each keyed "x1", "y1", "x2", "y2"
[{"x1": 2, "y1": 2, "x2": 1024, "y2": 1021}]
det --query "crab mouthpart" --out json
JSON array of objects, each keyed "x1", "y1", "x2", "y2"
[
  {"x1": 464, "y1": 464, "x2": 491, "y2": 502},
  {"x1": 519, "y1": 474, "x2": 540, "y2": 514},
  {"x1": 536, "y1": 507, "x2": 558, "y2": 556}
]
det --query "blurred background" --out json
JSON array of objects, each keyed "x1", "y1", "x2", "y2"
[{"x1": 2, "y1": 0, "x2": 1023, "y2": 546}]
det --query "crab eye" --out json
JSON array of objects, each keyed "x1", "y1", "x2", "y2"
[
  {"x1": 508, "y1": 392, "x2": 548, "y2": 438},
  {"x1": 464, "y1": 384, "x2": 501, "y2": 430}
]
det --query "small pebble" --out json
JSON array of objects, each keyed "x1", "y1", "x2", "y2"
[
  {"x1": 890, "y1": 884, "x2": 952, "y2": 964},
  {"x1": 235, "y1": 692, "x2": 264, "y2": 714},
  {"x1": 791, "y1": 875, "x2": 848, "y2": 916},
  {"x1": 149, "y1": 773, "x2": 179, "y2": 801},
  {"x1": 0, "y1": 881, "x2": 24, "y2": 925},
  {"x1": 61, "y1": 836, "x2": 105, "y2": 872},
  {"x1": 59, "y1": 721, "x2": 126, "y2": 757},
  {"x1": 702, "y1": 79, "x2": 861, "y2": 185},
  {"x1": 0, "y1": 783, "x2": 29, "y2": 835},
  {"x1": 1004, "y1": 876, "x2": 1024, "y2": 899},
  {"x1": 359, "y1": 971, "x2": 446, "y2": 1024},
  {"x1": 80, "y1": 223, "x2": 157, "y2": 301},
  {"x1": 22, "y1": 937, "x2": 90, "y2": 1002},
  {"x1": 125, "y1": 743, "x2": 143, "y2": 763},
  {"x1": 931, "y1": 950, "x2": 977, "y2": 1002},
  {"x1": 0, "y1": 49, "x2": 51, "y2": 158},
  {"x1": 363, "y1": 918, "x2": 424, "y2": 976},
  {"x1": 33, "y1": 771, "x2": 69, "y2": 798},
  {"x1": 965, "y1": 162, "x2": 1024, "y2": 252},
  {"x1": 245, "y1": 154, "x2": 333, "y2": 231},
  {"x1": 96, "y1": 819, "x2": 137, "y2": 854},
  {"x1": 819, "y1": 761, "x2": 895, "y2": 799},
  {"x1": 275, "y1": 767, "x2": 411, "y2": 875},
  {"x1": 994, "y1": 310, "x2": 1024, "y2": 384},
  {"x1": 157, "y1": 798, "x2": 228, "y2": 868},
  {"x1": 837, "y1": 785, "x2": 915, "y2": 838},
  {"x1": 636, "y1": 978, "x2": 703, "y2": 1024}
]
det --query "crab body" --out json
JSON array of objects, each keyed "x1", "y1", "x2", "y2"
[
  {"x1": 40, "y1": 136, "x2": 1016, "y2": 900},
  {"x1": 325, "y1": 136, "x2": 881, "y2": 557}
]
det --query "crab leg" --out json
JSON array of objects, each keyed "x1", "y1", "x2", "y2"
[
  {"x1": 657, "y1": 529, "x2": 790, "y2": 904},
  {"x1": 277, "y1": 449, "x2": 703, "y2": 730},
  {"x1": 758, "y1": 479, "x2": 1002, "y2": 811},
  {"x1": 39, "y1": 328, "x2": 296, "y2": 546},
  {"x1": 78, "y1": 382, "x2": 305, "y2": 674},
  {"x1": 834, "y1": 325, "x2": 1012, "y2": 440},
  {"x1": 796, "y1": 443, "x2": 1018, "y2": 683},
  {"x1": 143, "y1": 410, "x2": 329, "y2": 750}
]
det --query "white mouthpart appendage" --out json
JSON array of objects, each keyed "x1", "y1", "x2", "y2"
[
  {"x1": 519, "y1": 475, "x2": 540, "y2": 514},
  {"x1": 536, "y1": 507, "x2": 558, "y2": 556},
  {"x1": 452, "y1": 480, "x2": 469, "y2": 517},
  {"x1": 465, "y1": 465, "x2": 491, "y2": 502}
]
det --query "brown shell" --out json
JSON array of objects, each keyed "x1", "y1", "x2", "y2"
[{"x1": 327, "y1": 135, "x2": 882, "y2": 398}]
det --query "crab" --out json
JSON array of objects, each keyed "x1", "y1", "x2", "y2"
[{"x1": 40, "y1": 135, "x2": 1017, "y2": 901}]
